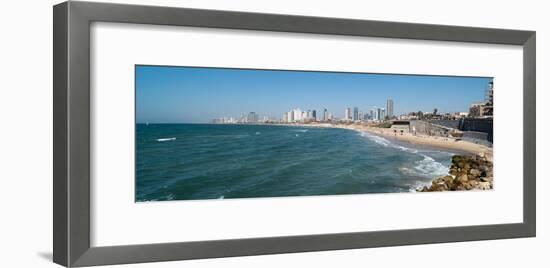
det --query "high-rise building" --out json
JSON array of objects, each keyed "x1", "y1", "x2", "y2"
[
  {"x1": 323, "y1": 109, "x2": 328, "y2": 121},
  {"x1": 283, "y1": 112, "x2": 289, "y2": 123},
  {"x1": 293, "y1": 108, "x2": 302, "y2": 122},
  {"x1": 312, "y1": 110, "x2": 317, "y2": 120},
  {"x1": 372, "y1": 107, "x2": 379, "y2": 121},
  {"x1": 375, "y1": 107, "x2": 382, "y2": 121},
  {"x1": 247, "y1": 112, "x2": 257, "y2": 123},
  {"x1": 353, "y1": 107, "x2": 359, "y2": 121},
  {"x1": 345, "y1": 107, "x2": 352, "y2": 121},
  {"x1": 381, "y1": 108, "x2": 386, "y2": 120},
  {"x1": 386, "y1": 99, "x2": 394, "y2": 118}
]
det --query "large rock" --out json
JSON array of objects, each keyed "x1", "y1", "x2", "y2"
[
  {"x1": 458, "y1": 174, "x2": 469, "y2": 183},
  {"x1": 419, "y1": 154, "x2": 493, "y2": 192}
]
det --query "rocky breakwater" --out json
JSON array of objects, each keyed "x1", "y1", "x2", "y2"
[{"x1": 419, "y1": 154, "x2": 493, "y2": 192}]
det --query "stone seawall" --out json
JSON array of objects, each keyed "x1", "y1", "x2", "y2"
[{"x1": 419, "y1": 154, "x2": 493, "y2": 192}]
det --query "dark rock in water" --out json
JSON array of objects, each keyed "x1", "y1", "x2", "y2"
[
  {"x1": 452, "y1": 155, "x2": 464, "y2": 164},
  {"x1": 419, "y1": 154, "x2": 493, "y2": 192}
]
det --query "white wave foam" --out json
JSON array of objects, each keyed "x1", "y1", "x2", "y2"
[
  {"x1": 413, "y1": 155, "x2": 449, "y2": 178},
  {"x1": 362, "y1": 132, "x2": 391, "y2": 147},
  {"x1": 362, "y1": 132, "x2": 450, "y2": 179},
  {"x1": 156, "y1": 137, "x2": 176, "y2": 142},
  {"x1": 294, "y1": 129, "x2": 309, "y2": 133},
  {"x1": 218, "y1": 195, "x2": 224, "y2": 199},
  {"x1": 395, "y1": 145, "x2": 419, "y2": 154}
]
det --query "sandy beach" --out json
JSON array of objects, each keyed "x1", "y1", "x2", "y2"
[{"x1": 286, "y1": 122, "x2": 492, "y2": 158}]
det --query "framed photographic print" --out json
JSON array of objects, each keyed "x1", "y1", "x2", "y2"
[{"x1": 53, "y1": 1, "x2": 536, "y2": 267}]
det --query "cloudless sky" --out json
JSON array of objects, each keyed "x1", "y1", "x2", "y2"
[{"x1": 136, "y1": 65, "x2": 492, "y2": 123}]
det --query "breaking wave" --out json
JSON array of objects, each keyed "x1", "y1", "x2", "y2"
[{"x1": 361, "y1": 132, "x2": 450, "y2": 178}]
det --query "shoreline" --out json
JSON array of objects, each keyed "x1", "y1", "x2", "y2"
[
  {"x1": 285, "y1": 122, "x2": 494, "y2": 192},
  {"x1": 285, "y1": 122, "x2": 492, "y2": 158}
]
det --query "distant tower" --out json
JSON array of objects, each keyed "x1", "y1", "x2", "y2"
[
  {"x1": 323, "y1": 109, "x2": 328, "y2": 121},
  {"x1": 345, "y1": 108, "x2": 352, "y2": 121},
  {"x1": 283, "y1": 112, "x2": 289, "y2": 123},
  {"x1": 293, "y1": 108, "x2": 302, "y2": 122},
  {"x1": 353, "y1": 107, "x2": 359, "y2": 121},
  {"x1": 312, "y1": 110, "x2": 317, "y2": 120},
  {"x1": 247, "y1": 112, "x2": 257, "y2": 123},
  {"x1": 386, "y1": 99, "x2": 394, "y2": 118}
]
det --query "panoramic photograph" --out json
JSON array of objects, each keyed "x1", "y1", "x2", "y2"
[{"x1": 135, "y1": 65, "x2": 494, "y2": 202}]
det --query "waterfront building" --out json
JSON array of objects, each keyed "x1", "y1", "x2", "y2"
[
  {"x1": 390, "y1": 120, "x2": 411, "y2": 133},
  {"x1": 247, "y1": 112, "x2": 257, "y2": 123},
  {"x1": 469, "y1": 102, "x2": 485, "y2": 117},
  {"x1": 345, "y1": 107, "x2": 352, "y2": 121},
  {"x1": 293, "y1": 108, "x2": 302, "y2": 122},
  {"x1": 312, "y1": 110, "x2": 317, "y2": 120},
  {"x1": 468, "y1": 81, "x2": 494, "y2": 118},
  {"x1": 375, "y1": 107, "x2": 381, "y2": 121},
  {"x1": 387, "y1": 99, "x2": 394, "y2": 118},
  {"x1": 353, "y1": 107, "x2": 359, "y2": 121},
  {"x1": 323, "y1": 108, "x2": 328, "y2": 121}
]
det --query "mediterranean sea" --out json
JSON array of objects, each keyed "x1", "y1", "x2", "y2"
[{"x1": 135, "y1": 124, "x2": 453, "y2": 201}]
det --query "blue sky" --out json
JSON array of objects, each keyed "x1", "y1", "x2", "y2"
[{"x1": 136, "y1": 65, "x2": 492, "y2": 123}]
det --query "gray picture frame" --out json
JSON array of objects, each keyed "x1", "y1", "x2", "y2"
[{"x1": 53, "y1": 1, "x2": 536, "y2": 267}]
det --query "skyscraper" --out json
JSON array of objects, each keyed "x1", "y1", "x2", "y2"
[
  {"x1": 323, "y1": 109, "x2": 328, "y2": 121},
  {"x1": 293, "y1": 108, "x2": 302, "y2": 122},
  {"x1": 247, "y1": 112, "x2": 257, "y2": 123},
  {"x1": 386, "y1": 99, "x2": 394, "y2": 118},
  {"x1": 312, "y1": 110, "x2": 317, "y2": 120},
  {"x1": 283, "y1": 112, "x2": 289, "y2": 123},
  {"x1": 353, "y1": 107, "x2": 359, "y2": 121},
  {"x1": 345, "y1": 107, "x2": 351, "y2": 121}
]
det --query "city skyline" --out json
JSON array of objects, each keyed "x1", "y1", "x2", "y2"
[{"x1": 136, "y1": 65, "x2": 493, "y2": 123}]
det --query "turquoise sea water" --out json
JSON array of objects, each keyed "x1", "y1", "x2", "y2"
[{"x1": 135, "y1": 124, "x2": 454, "y2": 202}]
